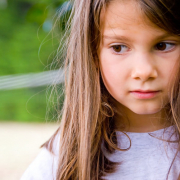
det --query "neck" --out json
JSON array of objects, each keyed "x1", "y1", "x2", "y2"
[{"x1": 114, "y1": 105, "x2": 171, "y2": 133}]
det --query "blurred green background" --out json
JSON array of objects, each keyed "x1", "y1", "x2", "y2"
[{"x1": 0, "y1": 0, "x2": 68, "y2": 122}]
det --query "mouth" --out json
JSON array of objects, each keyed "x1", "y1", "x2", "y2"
[{"x1": 130, "y1": 90, "x2": 160, "y2": 99}]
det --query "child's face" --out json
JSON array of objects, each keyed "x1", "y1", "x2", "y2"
[{"x1": 99, "y1": 0, "x2": 180, "y2": 115}]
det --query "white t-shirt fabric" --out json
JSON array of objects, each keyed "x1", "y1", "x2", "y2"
[
  {"x1": 20, "y1": 148, "x2": 58, "y2": 180},
  {"x1": 21, "y1": 126, "x2": 180, "y2": 180},
  {"x1": 102, "y1": 125, "x2": 180, "y2": 180},
  {"x1": 21, "y1": 133, "x2": 60, "y2": 180}
]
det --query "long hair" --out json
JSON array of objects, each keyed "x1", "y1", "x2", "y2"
[{"x1": 44, "y1": 0, "x2": 180, "y2": 179}]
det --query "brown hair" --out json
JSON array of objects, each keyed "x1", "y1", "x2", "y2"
[{"x1": 44, "y1": 0, "x2": 180, "y2": 179}]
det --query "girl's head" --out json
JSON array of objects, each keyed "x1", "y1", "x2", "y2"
[
  {"x1": 51, "y1": 0, "x2": 180, "y2": 179},
  {"x1": 63, "y1": 0, "x2": 180, "y2": 130},
  {"x1": 66, "y1": 0, "x2": 180, "y2": 115},
  {"x1": 98, "y1": 0, "x2": 180, "y2": 128}
]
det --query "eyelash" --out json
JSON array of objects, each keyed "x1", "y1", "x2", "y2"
[{"x1": 110, "y1": 42, "x2": 177, "y2": 55}]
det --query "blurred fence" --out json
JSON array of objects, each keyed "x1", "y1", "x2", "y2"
[{"x1": 0, "y1": 69, "x2": 64, "y2": 90}]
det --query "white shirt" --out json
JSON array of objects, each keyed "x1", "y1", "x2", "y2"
[
  {"x1": 21, "y1": 126, "x2": 180, "y2": 180},
  {"x1": 102, "y1": 126, "x2": 180, "y2": 180}
]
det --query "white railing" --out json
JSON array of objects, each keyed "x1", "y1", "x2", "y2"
[{"x1": 0, "y1": 69, "x2": 64, "y2": 90}]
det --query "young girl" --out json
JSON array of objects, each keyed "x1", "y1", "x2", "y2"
[{"x1": 21, "y1": 0, "x2": 180, "y2": 179}]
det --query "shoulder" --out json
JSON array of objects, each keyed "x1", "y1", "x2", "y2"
[
  {"x1": 20, "y1": 148, "x2": 58, "y2": 180},
  {"x1": 20, "y1": 132, "x2": 60, "y2": 180}
]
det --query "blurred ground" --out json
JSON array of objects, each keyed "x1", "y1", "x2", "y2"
[{"x1": 0, "y1": 122, "x2": 59, "y2": 180}]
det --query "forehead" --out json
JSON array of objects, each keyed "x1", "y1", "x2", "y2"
[{"x1": 100, "y1": 0, "x2": 163, "y2": 35}]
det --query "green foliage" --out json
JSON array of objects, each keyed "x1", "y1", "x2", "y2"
[
  {"x1": 0, "y1": 2, "x2": 60, "y2": 75},
  {"x1": 0, "y1": 0, "x2": 69, "y2": 122},
  {"x1": 27, "y1": 4, "x2": 48, "y2": 25},
  {"x1": 0, "y1": 87, "x2": 47, "y2": 122},
  {"x1": 0, "y1": 85, "x2": 64, "y2": 122}
]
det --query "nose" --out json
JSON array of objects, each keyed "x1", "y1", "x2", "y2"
[{"x1": 131, "y1": 53, "x2": 158, "y2": 82}]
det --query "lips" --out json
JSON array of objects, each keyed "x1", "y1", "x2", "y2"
[
  {"x1": 130, "y1": 90, "x2": 160, "y2": 99},
  {"x1": 131, "y1": 90, "x2": 160, "y2": 93}
]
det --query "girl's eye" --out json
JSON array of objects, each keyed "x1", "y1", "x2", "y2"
[
  {"x1": 155, "y1": 42, "x2": 175, "y2": 52},
  {"x1": 111, "y1": 45, "x2": 129, "y2": 54}
]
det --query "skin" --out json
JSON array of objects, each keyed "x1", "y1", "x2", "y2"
[{"x1": 98, "y1": 0, "x2": 180, "y2": 132}]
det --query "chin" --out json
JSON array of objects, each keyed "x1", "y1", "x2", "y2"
[{"x1": 131, "y1": 107, "x2": 162, "y2": 115}]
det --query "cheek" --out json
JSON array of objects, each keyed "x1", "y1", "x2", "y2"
[
  {"x1": 166, "y1": 61, "x2": 180, "y2": 97},
  {"x1": 100, "y1": 62, "x2": 127, "y2": 99},
  {"x1": 162, "y1": 58, "x2": 179, "y2": 86},
  {"x1": 99, "y1": 49, "x2": 128, "y2": 96},
  {"x1": 100, "y1": 68, "x2": 117, "y2": 94}
]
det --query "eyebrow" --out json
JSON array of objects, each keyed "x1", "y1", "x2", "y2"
[
  {"x1": 102, "y1": 35, "x2": 130, "y2": 41},
  {"x1": 102, "y1": 33, "x2": 179, "y2": 41}
]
